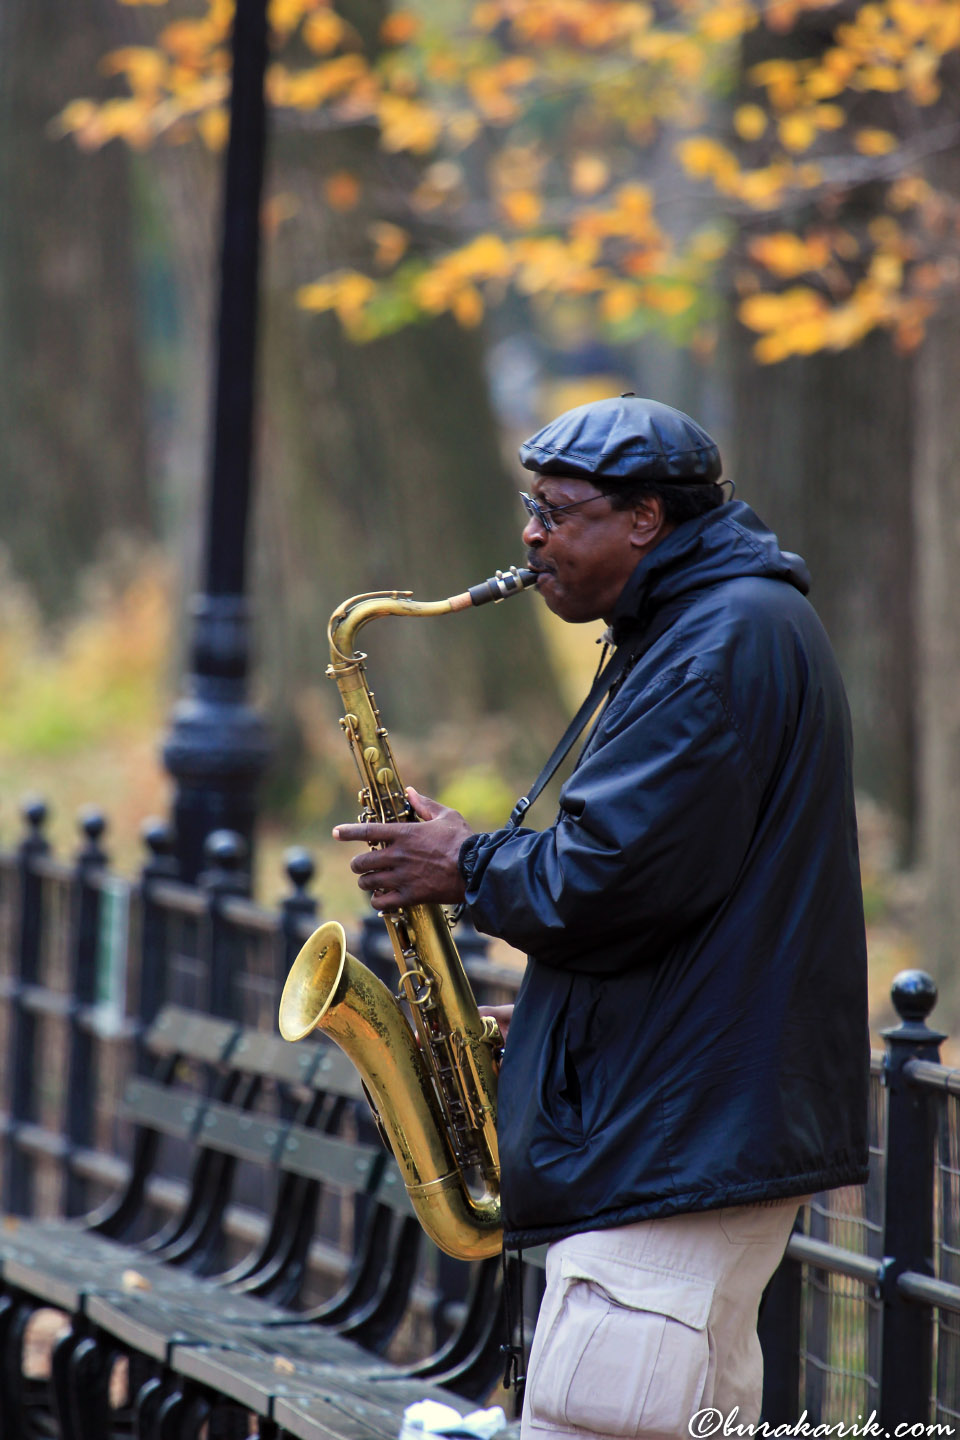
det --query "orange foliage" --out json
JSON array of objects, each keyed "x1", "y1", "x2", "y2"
[{"x1": 65, "y1": 0, "x2": 960, "y2": 362}]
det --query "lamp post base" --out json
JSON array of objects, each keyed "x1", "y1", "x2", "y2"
[{"x1": 162, "y1": 594, "x2": 271, "y2": 886}]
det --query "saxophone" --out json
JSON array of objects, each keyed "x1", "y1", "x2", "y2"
[{"x1": 278, "y1": 566, "x2": 536, "y2": 1260}]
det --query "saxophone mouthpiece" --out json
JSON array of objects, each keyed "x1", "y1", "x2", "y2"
[{"x1": 457, "y1": 566, "x2": 538, "y2": 610}]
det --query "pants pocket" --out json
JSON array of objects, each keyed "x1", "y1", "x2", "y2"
[{"x1": 527, "y1": 1254, "x2": 714, "y2": 1439}]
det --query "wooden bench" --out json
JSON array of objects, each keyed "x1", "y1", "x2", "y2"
[{"x1": 0, "y1": 1002, "x2": 515, "y2": 1438}]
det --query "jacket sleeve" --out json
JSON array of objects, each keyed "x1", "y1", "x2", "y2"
[{"x1": 458, "y1": 664, "x2": 764, "y2": 971}]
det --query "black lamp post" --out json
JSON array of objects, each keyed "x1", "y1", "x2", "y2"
[{"x1": 162, "y1": 0, "x2": 272, "y2": 885}]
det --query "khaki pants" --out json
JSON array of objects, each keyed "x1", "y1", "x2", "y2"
[{"x1": 521, "y1": 1200, "x2": 801, "y2": 1440}]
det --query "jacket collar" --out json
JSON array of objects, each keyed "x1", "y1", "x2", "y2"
[{"x1": 610, "y1": 501, "x2": 810, "y2": 645}]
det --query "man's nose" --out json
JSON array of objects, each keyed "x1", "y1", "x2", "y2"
[{"x1": 522, "y1": 513, "x2": 546, "y2": 547}]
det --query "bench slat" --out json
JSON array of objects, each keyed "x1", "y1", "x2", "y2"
[
  {"x1": 120, "y1": 1079, "x2": 206, "y2": 1140},
  {"x1": 145, "y1": 1006, "x2": 239, "y2": 1062}
]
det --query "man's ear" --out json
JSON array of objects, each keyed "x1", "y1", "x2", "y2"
[{"x1": 629, "y1": 495, "x2": 669, "y2": 548}]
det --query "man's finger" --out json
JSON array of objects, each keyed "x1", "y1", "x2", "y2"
[
  {"x1": 371, "y1": 889, "x2": 405, "y2": 911},
  {"x1": 357, "y1": 870, "x2": 401, "y2": 892},
  {"x1": 333, "y1": 822, "x2": 412, "y2": 844},
  {"x1": 406, "y1": 787, "x2": 445, "y2": 821},
  {"x1": 350, "y1": 851, "x2": 396, "y2": 876}
]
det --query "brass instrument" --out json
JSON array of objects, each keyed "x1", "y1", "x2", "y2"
[{"x1": 279, "y1": 566, "x2": 536, "y2": 1260}]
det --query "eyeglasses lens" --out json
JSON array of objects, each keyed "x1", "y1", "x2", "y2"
[{"x1": 519, "y1": 492, "x2": 553, "y2": 531}]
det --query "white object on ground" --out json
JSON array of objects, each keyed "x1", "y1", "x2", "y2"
[{"x1": 399, "y1": 1400, "x2": 508, "y2": 1439}]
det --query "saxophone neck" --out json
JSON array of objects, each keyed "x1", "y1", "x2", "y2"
[
  {"x1": 328, "y1": 592, "x2": 454, "y2": 666},
  {"x1": 327, "y1": 567, "x2": 537, "y2": 665}
]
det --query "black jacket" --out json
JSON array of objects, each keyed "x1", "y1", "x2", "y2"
[{"x1": 458, "y1": 502, "x2": 870, "y2": 1250}]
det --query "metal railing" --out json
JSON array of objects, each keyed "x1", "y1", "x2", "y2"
[{"x1": 2, "y1": 799, "x2": 959, "y2": 1422}]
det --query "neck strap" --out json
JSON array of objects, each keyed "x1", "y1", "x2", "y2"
[{"x1": 508, "y1": 632, "x2": 645, "y2": 828}]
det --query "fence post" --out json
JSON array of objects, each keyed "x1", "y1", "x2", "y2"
[
  {"x1": 759, "y1": 1216, "x2": 804, "y2": 1422},
  {"x1": 64, "y1": 808, "x2": 108, "y2": 1216},
  {"x1": 199, "y1": 830, "x2": 249, "y2": 1020},
  {"x1": 4, "y1": 799, "x2": 50, "y2": 1215},
  {"x1": 136, "y1": 819, "x2": 179, "y2": 1072},
  {"x1": 279, "y1": 848, "x2": 318, "y2": 998},
  {"x1": 879, "y1": 969, "x2": 944, "y2": 1429}
]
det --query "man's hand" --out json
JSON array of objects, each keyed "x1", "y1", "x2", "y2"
[{"x1": 333, "y1": 787, "x2": 474, "y2": 910}]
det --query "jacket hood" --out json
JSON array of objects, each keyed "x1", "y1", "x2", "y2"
[{"x1": 611, "y1": 501, "x2": 810, "y2": 644}]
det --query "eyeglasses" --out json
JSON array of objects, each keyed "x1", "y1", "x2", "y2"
[{"x1": 519, "y1": 490, "x2": 611, "y2": 532}]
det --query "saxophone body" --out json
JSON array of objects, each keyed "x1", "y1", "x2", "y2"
[{"x1": 279, "y1": 566, "x2": 535, "y2": 1261}]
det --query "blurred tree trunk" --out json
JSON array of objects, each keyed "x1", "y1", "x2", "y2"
[
  {"x1": 0, "y1": 0, "x2": 151, "y2": 617},
  {"x1": 913, "y1": 148, "x2": 960, "y2": 1010},
  {"x1": 727, "y1": 14, "x2": 916, "y2": 858},
  {"x1": 729, "y1": 336, "x2": 916, "y2": 855},
  {"x1": 247, "y1": 14, "x2": 561, "y2": 801}
]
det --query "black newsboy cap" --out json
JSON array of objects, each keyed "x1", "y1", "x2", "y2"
[{"x1": 519, "y1": 394, "x2": 722, "y2": 486}]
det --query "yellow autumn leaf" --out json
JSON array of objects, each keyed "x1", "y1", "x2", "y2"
[
  {"x1": 738, "y1": 286, "x2": 827, "y2": 333},
  {"x1": 270, "y1": 0, "x2": 323, "y2": 38},
  {"x1": 754, "y1": 332, "x2": 794, "y2": 364},
  {"x1": 795, "y1": 163, "x2": 823, "y2": 189},
  {"x1": 735, "y1": 166, "x2": 787, "y2": 208},
  {"x1": 854, "y1": 128, "x2": 898, "y2": 155},
  {"x1": 804, "y1": 69, "x2": 844, "y2": 100},
  {"x1": 687, "y1": 228, "x2": 730, "y2": 264},
  {"x1": 452, "y1": 285, "x2": 484, "y2": 327},
  {"x1": 324, "y1": 171, "x2": 361, "y2": 211},
  {"x1": 651, "y1": 283, "x2": 697, "y2": 316},
  {"x1": 271, "y1": 54, "x2": 367, "y2": 109},
  {"x1": 698, "y1": 0, "x2": 758, "y2": 43},
  {"x1": 446, "y1": 111, "x2": 480, "y2": 149},
  {"x1": 456, "y1": 234, "x2": 513, "y2": 279},
  {"x1": 778, "y1": 113, "x2": 816, "y2": 152},
  {"x1": 499, "y1": 190, "x2": 542, "y2": 228},
  {"x1": 198, "y1": 106, "x2": 229, "y2": 151},
  {"x1": 748, "y1": 232, "x2": 831, "y2": 277},
  {"x1": 781, "y1": 315, "x2": 828, "y2": 354},
  {"x1": 54, "y1": 99, "x2": 99, "y2": 139},
  {"x1": 471, "y1": 2, "x2": 503, "y2": 31},
  {"x1": 570, "y1": 154, "x2": 610, "y2": 197},
  {"x1": 369, "y1": 222, "x2": 409, "y2": 269},
  {"x1": 869, "y1": 253, "x2": 904, "y2": 290},
  {"x1": 297, "y1": 270, "x2": 376, "y2": 319},
  {"x1": 733, "y1": 105, "x2": 767, "y2": 141},
  {"x1": 101, "y1": 47, "x2": 169, "y2": 96},
  {"x1": 159, "y1": 20, "x2": 218, "y2": 66},
  {"x1": 676, "y1": 137, "x2": 739, "y2": 189},
  {"x1": 88, "y1": 97, "x2": 156, "y2": 149},
  {"x1": 814, "y1": 104, "x2": 845, "y2": 130},
  {"x1": 378, "y1": 95, "x2": 443, "y2": 153},
  {"x1": 262, "y1": 192, "x2": 301, "y2": 237},
  {"x1": 303, "y1": 10, "x2": 346, "y2": 54},
  {"x1": 380, "y1": 12, "x2": 420, "y2": 46},
  {"x1": 860, "y1": 65, "x2": 903, "y2": 91},
  {"x1": 888, "y1": 175, "x2": 932, "y2": 210},
  {"x1": 600, "y1": 284, "x2": 640, "y2": 323}
]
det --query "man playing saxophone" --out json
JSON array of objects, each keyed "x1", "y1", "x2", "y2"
[{"x1": 334, "y1": 395, "x2": 869, "y2": 1440}]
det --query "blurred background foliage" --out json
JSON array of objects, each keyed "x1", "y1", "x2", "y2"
[{"x1": 0, "y1": 0, "x2": 958, "y2": 1037}]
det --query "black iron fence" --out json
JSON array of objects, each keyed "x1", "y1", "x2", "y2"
[{"x1": 1, "y1": 799, "x2": 959, "y2": 1424}]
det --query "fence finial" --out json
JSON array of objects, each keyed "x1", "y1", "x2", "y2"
[
  {"x1": 284, "y1": 847, "x2": 315, "y2": 896},
  {"x1": 888, "y1": 968, "x2": 942, "y2": 1039},
  {"x1": 20, "y1": 796, "x2": 48, "y2": 840},
  {"x1": 76, "y1": 806, "x2": 107, "y2": 867}
]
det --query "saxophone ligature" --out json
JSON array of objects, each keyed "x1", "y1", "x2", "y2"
[{"x1": 278, "y1": 566, "x2": 536, "y2": 1260}]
